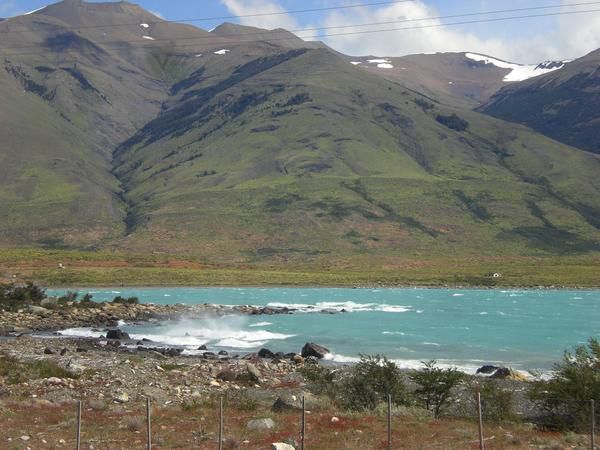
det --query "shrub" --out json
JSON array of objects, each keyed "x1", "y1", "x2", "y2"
[
  {"x1": 227, "y1": 389, "x2": 258, "y2": 411},
  {"x1": 112, "y1": 296, "x2": 139, "y2": 305},
  {"x1": 410, "y1": 360, "x2": 463, "y2": 417},
  {"x1": 58, "y1": 291, "x2": 78, "y2": 303},
  {"x1": 0, "y1": 354, "x2": 78, "y2": 384},
  {"x1": 339, "y1": 354, "x2": 408, "y2": 411},
  {"x1": 479, "y1": 379, "x2": 517, "y2": 423},
  {"x1": 0, "y1": 282, "x2": 46, "y2": 311},
  {"x1": 529, "y1": 338, "x2": 600, "y2": 430},
  {"x1": 436, "y1": 113, "x2": 469, "y2": 132},
  {"x1": 298, "y1": 363, "x2": 336, "y2": 397},
  {"x1": 124, "y1": 416, "x2": 144, "y2": 432},
  {"x1": 414, "y1": 98, "x2": 435, "y2": 111}
]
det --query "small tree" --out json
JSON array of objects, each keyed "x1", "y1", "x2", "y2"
[
  {"x1": 340, "y1": 354, "x2": 408, "y2": 411},
  {"x1": 479, "y1": 379, "x2": 516, "y2": 423},
  {"x1": 0, "y1": 282, "x2": 46, "y2": 311},
  {"x1": 410, "y1": 360, "x2": 463, "y2": 417},
  {"x1": 530, "y1": 338, "x2": 600, "y2": 430}
]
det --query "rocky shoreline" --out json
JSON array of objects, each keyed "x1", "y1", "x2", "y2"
[{"x1": 0, "y1": 301, "x2": 299, "y2": 336}]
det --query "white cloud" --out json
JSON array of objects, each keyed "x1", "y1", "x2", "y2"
[
  {"x1": 554, "y1": 3, "x2": 600, "y2": 60},
  {"x1": 220, "y1": 0, "x2": 299, "y2": 30},
  {"x1": 219, "y1": 0, "x2": 600, "y2": 63},
  {"x1": 318, "y1": 2, "x2": 511, "y2": 59}
]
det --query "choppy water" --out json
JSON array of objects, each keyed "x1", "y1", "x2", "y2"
[{"x1": 48, "y1": 287, "x2": 600, "y2": 373}]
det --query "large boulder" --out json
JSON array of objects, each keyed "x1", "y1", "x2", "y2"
[
  {"x1": 272, "y1": 395, "x2": 302, "y2": 412},
  {"x1": 27, "y1": 305, "x2": 49, "y2": 315},
  {"x1": 106, "y1": 329, "x2": 130, "y2": 340},
  {"x1": 247, "y1": 418, "x2": 275, "y2": 431},
  {"x1": 216, "y1": 369, "x2": 238, "y2": 382},
  {"x1": 246, "y1": 363, "x2": 261, "y2": 383},
  {"x1": 301, "y1": 342, "x2": 329, "y2": 359},
  {"x1": 476, "y1": 365, "x2": 500, "y2": 375},
  {"x1": 258, "y1": 348, "x2": 275, "y2": 358},
  {"x1": 490, "y1": 367, "x2": 511, "y2": 379}
]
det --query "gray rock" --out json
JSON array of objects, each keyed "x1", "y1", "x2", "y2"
[
  {"x1": 477, "y1": 365, "x2": 500, "y2": 375},
  {"x1": 114, "y1": 392, "x2": 129, "y2": 403},
  {"x1": 272, "y1": 395, "x2": 302, "y2": 412},
  {"x1": 258, "y1": 348, "x2": 275, "y2": 358},
  {"x1": 106, "y1": 329, "x2": 130, "y2": 340},
  {"x1": 246, "y1": 363, "x2": 261, "y2": 382},
  {"x1": 28, "y1": 305, "x2": 49, "y2": 315},
  {"x1": 490, "y1": 367, "x2": 511, "y2": 379},
  {"x1": 301, "y1": 342, "x2": 329, "y2": 359},
  {"x1": 216, "y1": 369, "x2": 237, "y2": 382},
  {"x1": 247, "y1": 418, "x2": 275, "y2": 431},
  {"x1": 44, "y1": 347, "x2": 56, "y2": 355},
  {"x1": 272, "y1": 444, "x2": 295, "y2": 450}
]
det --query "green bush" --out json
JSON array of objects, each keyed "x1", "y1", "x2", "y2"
[
  {"x1": 529, "y1": 338, "x2": 600, "y2": 430},
  {"x1": 410, "y1": 360, "x2": 463, "y2": 417},
  {"x1": 479, "y1": 379, "x2": 517, "y2": 423},
  {"x1": 112, "y1": 296, "x2": 139, "y2": 305},
  {"x1": 298, "y1": 363, "x2": 336, "y2": 397},
  {"x1": 436, "y1": 113, "x2": 469, "y2": 132},
  {"x1": 0, "y1": 282, "x2": 46, "y2": 311},
  {"x1": 339, "y1": 354, "x2": 408, "y2": 411},
  {"x1": 0, "y1": 353, "x2": 78, "y2": 384}
]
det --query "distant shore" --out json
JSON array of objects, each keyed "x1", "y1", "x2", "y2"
[{"x1": 2, "y1": 249, "x2": 600, "y2": 289}]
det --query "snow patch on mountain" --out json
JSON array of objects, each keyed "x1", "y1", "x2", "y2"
[
  {"x1": 377, "y1": 63, "x2": 394, "y2": 69},
  {"x1": 368, "y1": 58, "x2": 391, "y2": 64},
  {"x1": 142, "y1": 36, "x2": 155, "y2": 40},
  {"x1": 465, "y1": 53, "x2": 567, "y2": 82},
  {"x1": 24, "y1": 6, "x2": 47, "y2": 15},
  {"x1": 214, "y1": 49, "x2": 230, "y2": 55}
]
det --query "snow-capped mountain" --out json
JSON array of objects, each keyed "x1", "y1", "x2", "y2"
[{"x1": 465, "y1": 53, "x2": 569, "y2": 82}]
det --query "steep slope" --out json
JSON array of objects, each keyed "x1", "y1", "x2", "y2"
[
  {"x1": 112, "y1": 47, "x2": 600, "y2": 260},
  {"x1": 0, "y1": 0, "x2": 173, "y2": 246},
  {"x1": 480, "y1": 48, "x2": 600, "y2": 154},
  {"x1": 347, "y1": 52, "x2": 567, "y2": 108}
]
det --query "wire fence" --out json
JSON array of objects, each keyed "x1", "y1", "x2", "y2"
[{"x1": 2, "y1": 390, "x2": 599, "y2": 449}]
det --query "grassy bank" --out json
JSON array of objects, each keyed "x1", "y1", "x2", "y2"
[{"x1": 1, "y1": 249, "x2": 599, "y2": 287}]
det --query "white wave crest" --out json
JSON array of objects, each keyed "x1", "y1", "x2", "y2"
[
  {"x1": 249, "y1": 322, "x2": 273, "y2": 327},
  {"x1": 59, "y1": 328, "x2": 104, "y2": 338},
  {"x1": 265, "y1": 301, "x2": 411, "y2": 313},
  {"x1": 216, "y1": 338, "x2": 267, "y2": 348}
]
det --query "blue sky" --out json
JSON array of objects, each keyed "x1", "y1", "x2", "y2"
[{"x1": 1, "y1": 0, "x2": 599, "y2": 61}]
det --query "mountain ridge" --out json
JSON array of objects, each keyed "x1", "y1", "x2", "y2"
[
  {"x1": 480, "y1": 48, "x2": 600, "y2": 154},
  {"x1": 1, "y1": 0, "x2": 599, "y2": 261}
]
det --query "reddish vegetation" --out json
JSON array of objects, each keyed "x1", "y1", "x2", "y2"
[{"x1": 0, "y1": 401, "x2": 582, "y2": 449}]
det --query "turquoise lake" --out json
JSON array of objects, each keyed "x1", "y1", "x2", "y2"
[{"x1": 48, "y1": 287, "x2": 600, "y2": 373}]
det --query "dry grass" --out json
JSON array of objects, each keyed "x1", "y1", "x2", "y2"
[{"x1": 0, "y1": 400, "x2": 591, "y2": 449}]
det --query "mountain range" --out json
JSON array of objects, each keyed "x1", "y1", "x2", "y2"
[{"x1": 1, "y1": 0, "x2": 599, "y2": 262}]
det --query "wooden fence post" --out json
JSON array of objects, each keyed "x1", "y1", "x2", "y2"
[
  {"x1": 476, "y1": 386, "x2": 484, "y2": 450},
  {"x1": 147, "y1": 397, "x2": 152, "y2": 450},
  {"x1": 76, "y1": 400, "x2": 82, "y2": 450}
]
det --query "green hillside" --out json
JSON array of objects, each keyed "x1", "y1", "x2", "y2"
[
  {"x1": 113, "y1": 47, "x2": 600, "y2": 260},
  {"x1": 1, "y1": 0, "x2": 600, "y2": 264}
]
